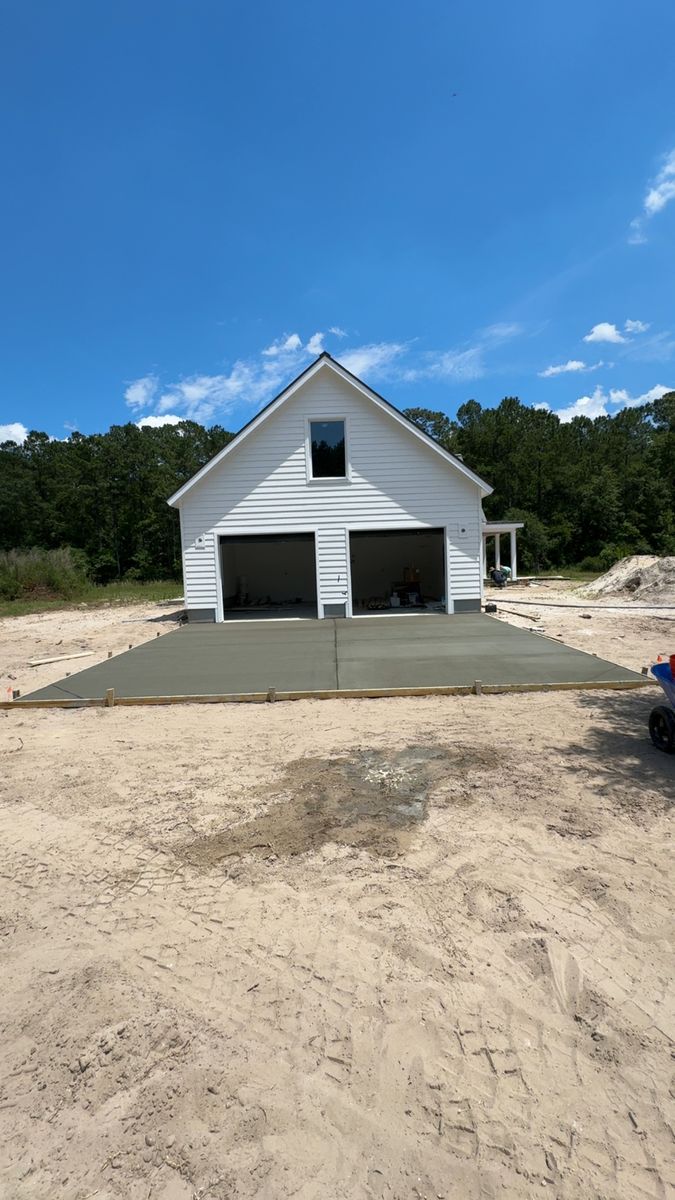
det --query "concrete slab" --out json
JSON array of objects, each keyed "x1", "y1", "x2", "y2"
[
  {"x1": 25, "y1": 621, "x2": 338, "y2": 701},
  {"x1": 336, "y1": 615, "x2": 640, "y2": 688},
  {"x1": 20, "y1": 614, "x2": 644, "y2": 704}
]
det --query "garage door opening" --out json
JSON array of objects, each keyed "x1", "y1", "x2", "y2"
[
  {"x1": 219, "y1": 533, "x2": 317, "y2": 619},
  {"x1": 350, "y1": 529, "x2": 446, "y2": 614}
]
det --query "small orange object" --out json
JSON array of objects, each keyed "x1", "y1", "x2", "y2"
[{"x1": 656, "y1": 655, "x2": 663, "y2": 662}]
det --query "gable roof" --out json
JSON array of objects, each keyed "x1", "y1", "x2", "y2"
[{"x1": 167, "y1": 352, "x2": 493, "y2": 506}]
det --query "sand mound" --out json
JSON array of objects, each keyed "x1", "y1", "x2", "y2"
[{"x1": 583, "y1": 555, "x2": 675, "y2": 604}]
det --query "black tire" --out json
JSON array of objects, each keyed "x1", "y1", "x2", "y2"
[{"x1": 648, "y1": 705, "x2": 675, "y2": 753}]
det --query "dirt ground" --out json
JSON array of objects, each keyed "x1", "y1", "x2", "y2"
[
  {"x1": 484, "y1": 576, "x2": 675, "y2": 674},
  {"x1": 0, "y1": 593, "x2": 673, "y2": 1200}
]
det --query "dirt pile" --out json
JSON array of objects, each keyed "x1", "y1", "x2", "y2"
[{"x1": 582, "y1": 555, "x2": 675, "y2": 604}]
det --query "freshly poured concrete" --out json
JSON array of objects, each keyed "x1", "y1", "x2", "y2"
[{"x1": 23, "y1": 615, "x2": 644, "y2": 702}]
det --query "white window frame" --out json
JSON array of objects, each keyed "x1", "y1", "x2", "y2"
[{"x1": 305, "y1": 415, "x2": 350, "y2": 483}]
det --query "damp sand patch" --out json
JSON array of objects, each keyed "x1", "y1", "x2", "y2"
[{"x1": 174, "y1": 744, "x2": 490, "y2": 867}]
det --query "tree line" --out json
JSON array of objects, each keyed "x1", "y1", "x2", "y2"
[
  {"x1": 405, "y1": 391, "x2": 675, "y2": 571},
  {"x1": 1, "y1": 422, "x2": 233, "y2": 582},
  {"x1": 1, "y1": 390, "x2": 673, "y2": 581}
]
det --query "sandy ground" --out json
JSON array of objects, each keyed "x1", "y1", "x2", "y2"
[
  {"x1": 485, "y1": 577, "x2": 675, "y2": 674},
  {"x1": 0, "y1": 596, "x2": 673, "y2": 1200},
  {"x1": 0, "y1": 601, "x2": 184, "y2": 700}
]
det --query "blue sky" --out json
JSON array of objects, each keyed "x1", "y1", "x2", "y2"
[{"x1": 1, "y1": 0, "x2": 674, "y2": 444}]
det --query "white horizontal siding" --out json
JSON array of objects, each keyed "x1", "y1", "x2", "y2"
[
  {"x1": 316, "y1": 528, "x2": 350, "y2": 609},
  {"x1": 179, "y1": 371, "x2": 482, "y2": 615}
]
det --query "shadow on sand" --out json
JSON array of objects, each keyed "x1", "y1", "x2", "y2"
[{"x1": 562, "y1": 687, "x2": 674, "y2": 809}]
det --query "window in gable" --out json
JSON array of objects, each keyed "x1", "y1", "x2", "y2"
[{"x1": 309, "y1": 419, "x2": 346, "y2": 478}]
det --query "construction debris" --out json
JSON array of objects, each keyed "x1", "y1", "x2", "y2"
[{"x1": 27, "y1": 651, "x2": 93, "y2": 668}]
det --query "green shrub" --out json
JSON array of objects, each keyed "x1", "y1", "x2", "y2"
[
  {"x1": 578, "y1": 555, "x2": 606, "y2": 573},
  {"x1": 0, "y1": 547, "x2": 89, "y2": 601}
]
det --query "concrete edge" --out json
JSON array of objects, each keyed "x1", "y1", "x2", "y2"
[{"x1": 2, "y1": 677, "x2": 652, "y2": 709}]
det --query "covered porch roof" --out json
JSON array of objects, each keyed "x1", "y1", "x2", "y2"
[{"x1": 483, "y1": 521, "x2": 524, "y2": 535}]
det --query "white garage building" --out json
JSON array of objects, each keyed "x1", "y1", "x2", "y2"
[{"x1": 168, "y1": 353, "x2": 496, "y2": 621}]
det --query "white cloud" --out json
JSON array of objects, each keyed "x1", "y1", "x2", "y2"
[
  {"x1": 644, "y1": 149, "x2": 675, "y2": 215},
  {"x1": 580, "y1": 319, "x2": 650, "y2": 348},
  {"x1": 427, "y1": 347, "x2": 485, "y2": 380},
  {"x1": 621, "y1": 329, "x2": 675, "y2": 363},
  {"x1": 627, "y1": 221, "x2": 647, "y2": 245},
  {"x1": 538, "y1": 359, "x2": 600, "y2": 378},
  {"x1": 136, "y1": 414, "x2": 183, "y2": 429},
  {"x1": 340, "y1": 341, "x2": 405, "y2": 377},
  {"x1": 583, "y1": 322, "x2": 626, "y2": 345},
  {"x1": 533, "y1": 402, "x2": 550, "y2": 411},
  {"x1": 609, "y1": 384, "x2": 672, "y2": 409},
  {"x1": 125, "y1": 331, "x2": 351, "y2": 425},
  {"x1": 405, "y1": 321, "x2": 524, "y2": 383},
  {"x1": 122, "y1": 319, "x2": 528, "y2": 427},
  {"x1": 154, "y1": 363, "x2": 275, "y2": 424},
  {"x1": 124, "y1": 374, "x2": 158, "y2": 410},
  {"x1": 555, "y1": 386, "x2": 611, "y2": 422},
  {"x1": 0, "y1": 421, "x2": 29, "y2": 444},
  {"x1": 553, "y1": 382, "x2": 672, "y2": 423},
  {"x1": 480, "y1": 322, "x2": 523, "y2": 343},
  {"x1": 624, "y1": 319, "x2": 650, "y2": 334},
  {"x1": 629, "y1": 148, "x2": 675, "y2": 243},
  {"x1": 262, "y1": 333, "x2": 302, "y2": 357}
]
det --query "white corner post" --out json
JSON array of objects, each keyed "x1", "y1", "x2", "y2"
[
  {"x1": 510, "y1": 529, "x2": 518, "y2": 581},
  {"x1": 494, "y1": 533, "x2": 501, "y2": 570}
]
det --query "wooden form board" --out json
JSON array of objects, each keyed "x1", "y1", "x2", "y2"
[{"x1": 0, "y1": 677, "x2": 651, "y2": 711}]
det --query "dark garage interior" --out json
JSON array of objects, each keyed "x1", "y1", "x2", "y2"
[
  {"x1": 350, "y1": 528, "x2": 446, "y2": 612},
  {"x1": 219, "y1": 533, "x2": 317, "y2": 618}
]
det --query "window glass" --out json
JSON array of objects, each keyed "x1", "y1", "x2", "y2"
[{"x1": 310, "y1": 420, "x2": 346, "y2": 477}]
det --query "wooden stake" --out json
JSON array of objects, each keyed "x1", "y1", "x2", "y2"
[
  {"x1": 267, "y1": 687, "x2": 277, "y2": 703},
  {"x1": 105, "y1": 688, "x2": 115, "y2": 707},
  {"x1": 473, "y1": 679, "x2": 483, "y2": 695}
]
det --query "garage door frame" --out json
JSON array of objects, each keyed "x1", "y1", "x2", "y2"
[
  {"x1": 215, "y1": 528, "x2": 319, "y2": 621},
  {"x1": 347, "y1": 524, "x2": 452, "y2": 616}
]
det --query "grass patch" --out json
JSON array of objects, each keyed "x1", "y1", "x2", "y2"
[
  {"x1": 555, "y1": 569, "x2": 603, "y2": 583},
  {"x1": 0, "y1": 579, "x2": 182, "y2": 618}
]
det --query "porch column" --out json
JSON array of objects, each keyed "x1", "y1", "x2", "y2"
[
  {"x1": 510, "y1": 529, "x2": 518, "y2": 581},
  {"x1": 480, "y1": 534, "x2": 486, "y2": 584},
  {"x1": 494, "y1": 533, "x2": 501, "y2": 570}
]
